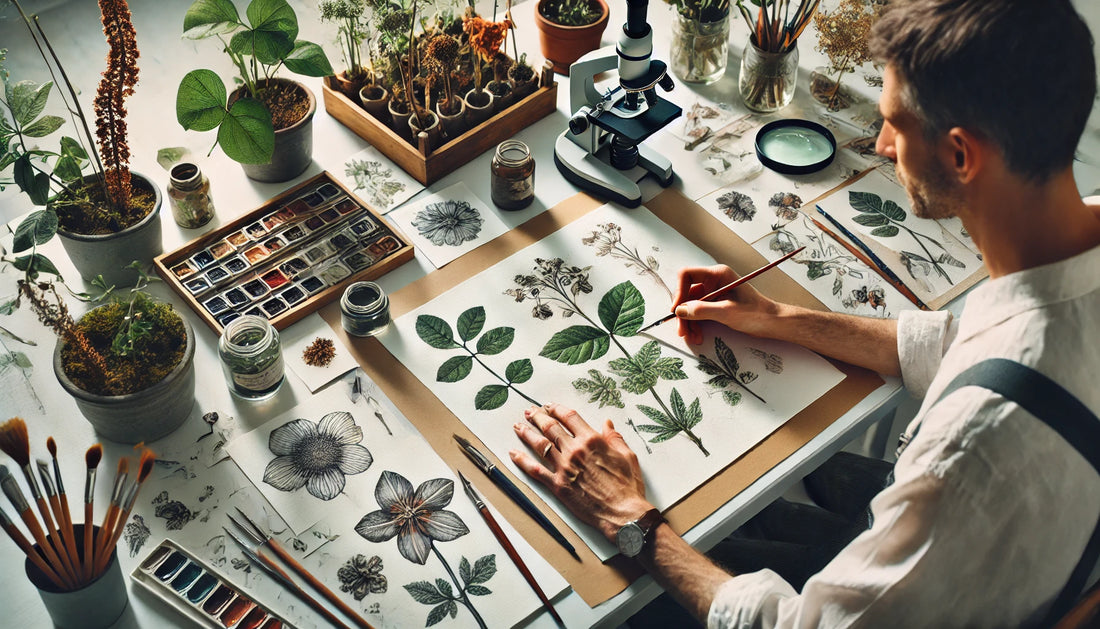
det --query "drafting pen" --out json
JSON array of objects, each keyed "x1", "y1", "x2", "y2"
[
  {"x1": 457, "y1": 471, "x2": 565, "y2": 626},
  {"x1": 453, "y1": 435, "x2": 579, "y2": 559},
  {"x1": 814, "y1": 206, "x2": 930, "y2": 310},
  {"x1": 638, "y1": 245, "x2": 807, "y2": 333}
]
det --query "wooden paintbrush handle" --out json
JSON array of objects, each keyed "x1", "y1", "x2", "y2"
[
  {"x1": 266, "y1": 539, "x2": 376, "y2": 629},
  {"x1": 92, "y1": 504, "x2": 120, "y2": 578},
  {"x1": 20, "y1": 508, "x2": 75, "y2": 590},
  {"x1": 4, "y1": 522, "x2": 66, "y2": 589},
  {"x1": 36, "y1": 497, "x2": 78, "y2": 584},
  {"x1": 46, "y1": 494, "x2": 80, "y2": 583},
  {"x1": 83, "y1": 502, "x2": 95, "y2": 583},
  {"x1": 254, "y1": 550, "x2": 352, "y2": 629},
  {"x1": 57, "y1": 493, "x2": 80, "y2": 580}
]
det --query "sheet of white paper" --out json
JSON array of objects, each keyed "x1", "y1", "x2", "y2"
[
  {"x1": 380, "y1": 204, "x2": 846, "y2": 559},
  {"x1": 388, "y1": 182, "x2": 510, "y2": 269},
  {"x1": 328, "y1": 145, "x2": 424, "y2": 213},
  {"x1": 281, "y1": 312, "x2": 359, "y2": 392}
]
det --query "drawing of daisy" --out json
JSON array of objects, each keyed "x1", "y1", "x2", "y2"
[
  {"x1": 263, "y1": 411, "x2": 373, "y2": 501},
  {"x1": 411, "y1": 200, "x2": 484, "y2": 246}
]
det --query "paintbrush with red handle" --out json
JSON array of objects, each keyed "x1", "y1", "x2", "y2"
[
  {"x1": 94, "y1": 450, "x2": 154, "y2": 578},
  {"x1": 0, "y1": 465, "x2": 75, "y2": 589},
  {"x1": 46, "y1": 437, "x2": 82, "y2": 584},
  {"x1": 82, "y1": 444, "x2": 102, "y2": 583}
]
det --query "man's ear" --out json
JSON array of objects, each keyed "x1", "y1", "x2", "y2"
[{"x1": 942, "y1": 127, "x2": 985, "y2": 184}]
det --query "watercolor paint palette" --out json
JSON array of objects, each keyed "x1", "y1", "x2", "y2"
[
  {"x1": 131, "y1": 539, "x2": 289, "y2": 629},
  {"x1": 155, "y1": 171, "x2": 413, "y2": 333}
]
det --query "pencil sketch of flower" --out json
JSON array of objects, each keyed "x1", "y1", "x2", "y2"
[
  {"x1": 716, "y1": 190, "x2": 757, "y2": 222},
  {"x1": 412, "y1": 199, "x2": 484, "y2": 246},
  {"x1": 769, "y1": 192, "x2": 803, "y2": 222},
  {"x1": 151, "y1": 490, "x2": 198, "y2": 530},
  {"x1": 263, "y1": 411, "x2": 373, "y2": 501},
  {"x1": 581, "y1": 222, "x2": 672, "y2": 299},
  {"x1": 337, "y1": 554, "x2": 388, "y2": 601},
  {"x1": 355, "y1": 471, "x2": 492, "y2": 628},
  {"x1": 346, "y1": 158, "x2": 407, "y2": 209},
  {"x1": 842, "y1": 286, "x2": 887, "y2": 314}
]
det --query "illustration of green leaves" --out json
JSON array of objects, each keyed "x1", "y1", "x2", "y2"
[
  {"x1": 635, "y1": 388, "x2": 709, "y2": 455},
  {"x1": 573, "y1": 369, "x2": 626, "y2": 409},
  {"x1": 459, "y1": 555, "x2": 496, "y2": 596},
  {"x1": 436, "y1": 356, "x2": 472, "y2": 383},
  {"x1": 540, "y1": 325, "x2": 610, "y2": 364},
  {"x1": 723, "y1": 391, "x2": 742, "y2": 406},
  {"x1": 598, "y1": 281, "x2": 646, "y2": 336},
  {"x1": 416, "y1": 315, "x2": 460, "y2": 349},
  {"x1": 476, "y1": 327, "x2": 513, "y2": 355},
  {"x1": 608, "y1": 340, "x2": 687, "y2": 394},
  {"x1": 456, "y1": 307, "x2": 486, "y2": 341},
  {"x1": 406, "y1": 580, "x2": 450, "y2": 606},
  {"x1": 474, "y1": 385, "x2": 509, "y2": 410},
  {"x1": 847, "y1": 191, "x2": 958, "y2": 284},
  {"x1": 505, "y1": 359, "x2": 533, "y2": 384}
]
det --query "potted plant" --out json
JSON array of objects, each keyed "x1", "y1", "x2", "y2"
[
  {"x1": 423, "y1": 34, "x2": 468, "y2": 139},
  {"x1": 320, "y1": 0, "x2": 371, "y2": 99},
  {"x1": 176, "y1": 0, "x2": 334, "y2": 183},
  {"x1": 534, "y1": 0, "x2": 609, "y2": 74},
  {"x1": 1, "y1": 0, "x2": 162, "y2": 288},
  {"x1": 462, "y1": 14, "x2": 510, "y2": 123},
  {"x1": 664, "y1": 0, "x2": 731, "y2": 84}
]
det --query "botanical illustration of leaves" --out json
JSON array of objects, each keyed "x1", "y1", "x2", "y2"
[
  {"x1": 426, "y1": 601, "x2": 457, "y2": 627},
  {"x1": 706, "y1": 374, "x2": 732, "y2": 388},
  {"x1": 597, "y1": 281, "x2": 645, "y2": 336},
  {"x1": 832, "y1": 276, "x2": 843, "y2": 297},
  {"x1": 404, "y1": 580, "x2": 449, "y2": 605},
  {"x1": 881, "y1": 200, "x2": 906, "y2": 221},
  {"x1": 474, "y1": 385, "x2": 509, "y2": 410},
  {"x1": 936, "y1": 251, "x2": 966, "y2": 269},
  {"x1": 852, "y1": 213, "x2": 888, "y2": 227},
  {"x1": 456, "y1": 307, "x2": 486, "y2": 342},
  {"x1": 714, "y1": 337, "x2": 739, "y2": 373},
  {"x1": 435, "y1": 578, "x2": 453, "y2": 598},
  {"x1": 848, "y1": 190, "x2": 883, "y2": 215},
  {"x1": 749, "y1": 348, "x2": 784, "y2": 373},
  {"x1": 436, "y1": 356, "x2": 472, "y2": 383},
  {"x1": 459, "y1": 556, "x2": 471, "y2": 585},
  {"x1": 573, "y1": 370, "x2": 625, "y2": 409},
  {"x1": 635, "y1": 427, "x2": 680, "y2": 443},
  {"x1": 540, "y1": 325, "x2": 610, "y2": 365},
  {"x1": 476, "y1": 327, "x2": 513, "y2": 355},
  {"x1": 652, "y1": 356, "x2": 687, "y2": 381},
  {"x1": 608, "y1": 355, "x2": 655, "y2": 395},
  {"x1": 723, "y1": 391, "x2": 743, "y2": 406},
  {"x1": 416, "y1": 315, "x2": 460, "y2": 349},
  {"x1": 870, "y1": 225, "x2": 900, "y2": 238},
  {"x1": 696, "y1": 354, "x2": 726, "y2": 378},
  {"x1": 467, "y1": 585, "x2": 492, "y2": 596},
  {"x1": 469, "y1": 555, "x2": 496, "y2": 585},
  {"x1": 637, "y1": 404, "x2": 676, "y2": 429},
  {"x1": 669, "y1": 388, "x2": 689, "y2": 426},
  {"x1": 684, "y1": 396, "x2": 703, "y2": 429},
  {"x1": 505, "y1": 359, "x2": 533, "y2": 384},
  {"x1": 738, "y1": 370, "x2": 758, "y2": 385}
]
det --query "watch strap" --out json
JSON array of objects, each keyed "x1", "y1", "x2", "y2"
[{"x1": 635, "y1": 508, "x2": 665, "y2": 542}]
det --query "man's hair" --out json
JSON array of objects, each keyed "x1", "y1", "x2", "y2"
[{"x1": 869, "y1": 0, "x2": 1095, "y2": 183}]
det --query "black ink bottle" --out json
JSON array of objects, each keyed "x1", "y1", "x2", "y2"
[{"x1": 341, "y1": 281, "x2": 391, "y2": 337}]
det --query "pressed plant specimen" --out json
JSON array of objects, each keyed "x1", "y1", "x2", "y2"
[
  {"x1": 416, "y1": 306, "x2": 540, "y2": 410},
  {"x1": 355, "y1": 471, "x2": 494, "y2": 629},
  {"x1": 696, "y1": 337, "x2": 766, "y2": 406},
  {"x1": 812, "y1": 0, "x2": 879, "y2": 111},
  {"x1": 345, "y1": 157, "x2": 407, "y2": 209}
]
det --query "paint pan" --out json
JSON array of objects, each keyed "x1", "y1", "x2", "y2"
[{"x1": 131, "y1": 539, "x2": 289, "y2": 629}]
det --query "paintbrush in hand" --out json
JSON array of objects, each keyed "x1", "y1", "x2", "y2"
[
  {"x1": 95, "y1": 449, "x2": 154, "y2": 578},
  {"x1": 82, "y1": 444, "x2": 102, "y2": 583},
  {"x1": 46, "y1": 437, "x2": 82, "y2": 584},
  {"x1": 0, "y1": 418, "x2": 79, "y2": 585},
  {"x1": 0, "y1": 500, "x2": 67, "y2": 589},
  {"x1": 0, "y1": 464, "x2": 74, "y2": 589}
]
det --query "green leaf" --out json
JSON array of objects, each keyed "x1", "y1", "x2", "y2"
[
  {"x1": 469, "y1": 554, "x2": 496, "y2": 584},
  {"x1": 852, "y1": 213, "x2": 888, "y2": 227},
  {"x1": 11, "y1": 352, "x2": 32, "y2": 369},
  {"x1": 646, "y1": 428, "x2": 681, "y2": 443},
  {"x1": 283, "y1": 40, "x2": 334, "y2": 77},
  {"x1": 706, "y1": 374, "x2": 732, "y2": 388},
  {"x1": 9, "y1": 80, "x2": 52, "y2": 127},
  {"x1": 476, "y1": 327, "x2": 513, "y2": 355},
  {"x1": 218, "y1": 97, "x2": 274, "y2": 164},
  {"x1": 230, "y1": 28, "x2": 294, "y2": 66},
  {"x1": 572, "y1": 370, "x2": 625, "y2": 409},
  {"x1": 13, "y1": 253, "x2": 60, "y2": 278},
  {"x1": 435, "y1": 578, "x2": 453, "y2": 598},
  {"x1": 870, "y1": 225, "x2": 899, "y2": 238},
  {"x1": 695, "y1": 354, "x2": 725, "y2": 378},
  {"x1": 653, "y1": 357, "x2": 687, "y2": 381},
  {"x1": 54, "y1": 155, "x2": 82, "y2": 182},
  {"x1": 670, "y1": 388, "x2": 688, "y2": 421},
  {"x1": 539, "y1": 325, "x2": 609, "y2": 365},
  {"x1": 22, "y1": 115, "x2": 64, "y2": 138},
  {"x1": 176, "y1": 69, "x2": 228, "y2": 132},
  {"x1": 466, "y1": 584, "x2": 492, "y2": 596},
  {"x1": 936, "y1": 251, "x2": 966, "y2": 269},
  {"x1": 13, "y1": 209, "x2": 57, "y2": 252},
  {"x1": 610, "y1": 353, "x2": 657, "y2": 395},
  {"x1": 456, "y1": 306, "x2": 485, "y2": 342},
  {"x1": 598, "y1": 281, "x2": 645, "y2": 336},
  {"x1": 404, "y1": 580, "x2": 449, "y2": 606},
  {"x1": 505, "y1": 359, "x2": 533, "y2": 384},
  {"x1": 246, "y1": 0, "x2": 298, "y2": 40},
  {"x1": 685, "y1": 395, "x2": 702, "y2": 428},
  {"x1": 13, "y1": 155, "x2": 49, "y2": 205},
  {"x1": 156, "y1": 147, "x2": 191, "y2": 170},
  {"x1": 183, "y1": 0, "x2": 241, "y2": 39},
  {"x1": 714, "y1": 337, "x2": 739, "y2": 374},
  {"x1": 848, "y1": 190, "x2": 883, "y2": 215},
  {"x1": 416, "y1": 314, "x2": 460, "y2": 349},
  {"x1": 436, "y1": 355, "x2": 472, "y2": 383},
  {"x1": 637, "y1": 404, "x2": 675, "y2": 429},
  {"x1": 474, "y1": 384, "x2": 508, "y2": 410},
  {"x1": 722, "y1": 390, "x2": 742, "y2": 406},
  {"x1": 880, "y1": 200, "x2": 906, "y2": 222},
  {"x1": 59, "y1": 136, "x2": 87, "y2": 160},
  {"x1": 425, "y1": 603, "x2": 450, "y2": 627}
]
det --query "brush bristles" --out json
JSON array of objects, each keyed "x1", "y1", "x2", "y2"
[
  {"x1": 137, "y1": 450, "x2": 155, "y2": 483},
  {"x1": 86, "y1": 444, "x2": 103, "y2": 470},
  {"x1": 47, "y1": 437, "x2": 57, "y2": 457},
  {"x1": 0, "y1": 417, "x2": 30, "y2": 467},
  {"x1": 116, "y1": 457, "x2": 129, "y2": 476}
]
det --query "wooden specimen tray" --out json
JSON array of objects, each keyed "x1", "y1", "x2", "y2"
[
  {"x1": 154, "y1": 172, "x2": 413, "y2": 334},
  {"x1": 322, "y1": 64, "x2": 558, "y2": 185}
]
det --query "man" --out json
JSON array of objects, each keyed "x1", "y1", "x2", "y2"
[{"x1": 509, "y1": 0, "x2": 1100, "y2": 625}]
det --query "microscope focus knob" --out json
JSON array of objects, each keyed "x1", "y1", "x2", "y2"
[
  {"x1": 658, "y1": 73, "x2": 675, "y2": 92},
  {"x1": 569, "y1": 110, "x2": 590, "y2": 135}
]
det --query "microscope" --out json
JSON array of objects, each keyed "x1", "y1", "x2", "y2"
[{"x1": 553, "y1": 0, "x2": 682, "y2": 208}]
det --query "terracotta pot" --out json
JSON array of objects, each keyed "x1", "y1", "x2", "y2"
[
  {"x1": 54, "y1": 313, "x2": 196, "y2": 444},
  {"x1": 231, "y1": 78, "x2": 316, "y2": 183},
  {"x1": 55, "y1": 171, "x2": 163, "y2": 287},
  {"x1": 436, "y1": 97, "x2": 468, "y2": 140},
  {"x1": 535, "y1": 0, "x2": 610, "y2": 75},
  {"x1": 408, "y1": 110, "x2": 442, "y2": 153},
  {"x1": 329, "y1": 70, "x2": 368, "y2": 102},
  {"x1": 359, "y1": 83, "x2": 392, "y2": 124},
  {"x1": 464, "y1": 88, "x2": 496, "y2": 127},
  {"x1": 387, "y1": 99, "x2": 414, "y2": 140},
  {"x1": 487, "y1": 80, "x2": 517, "y2": 112}
]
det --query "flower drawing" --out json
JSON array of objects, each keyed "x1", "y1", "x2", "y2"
[
  {"x1": 337, "y1": 554, "x2": 388, "y2": 601},
  {"x1": 346, "y1": 158, "x2": 407, "y2": 209},
  {"x1": 263, "y1": 411, "x2": 373, "y2": 501},
  {"x1": 716, "y1": 190, "x2": 757, "y2": 222},
  {"x1": 769, "y1": 192, "x2": 803, "y2": 221},
  {"x1": 411, "y1": 199, "x2": 484, "y2": 246},
  {"x1": 355, "y1": 471, "x2": 469, "y2": 564},
  {"x1": 581, "y1": 222, "x2": 671, "y2": 298}
]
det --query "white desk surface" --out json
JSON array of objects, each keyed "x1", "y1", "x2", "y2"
[{"x1": 1, "y1": 0, "x2": 1096, "y2": 627}]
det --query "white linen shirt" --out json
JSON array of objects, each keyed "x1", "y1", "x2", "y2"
[{"x1": 708, "y1": 239, "x2": 1100, "y2": 628}]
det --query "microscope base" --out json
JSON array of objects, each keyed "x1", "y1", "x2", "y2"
[{"x1": 554, "y1": 131, "x2": 674, "y2": 208}]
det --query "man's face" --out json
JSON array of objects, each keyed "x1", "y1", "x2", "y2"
[{"x1": 875, "y1": 67, "x2": 962, "y2": 220}]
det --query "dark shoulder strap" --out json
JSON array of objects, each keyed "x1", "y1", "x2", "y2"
[{"x1": 929, "y1": 358, "x2": 1100, "y2": 627}]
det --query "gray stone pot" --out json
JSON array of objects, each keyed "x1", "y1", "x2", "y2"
[
  {"x1": 56, "y1": 171, "x2": 163, "y2": 288},
  {"x1": 237, "y1": 79, "x2": 317, "y2": 183},
  {"x1": 53, "y1": 314, "x2": 196, "y2": 444}
]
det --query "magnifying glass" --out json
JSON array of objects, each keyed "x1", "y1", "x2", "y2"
[{"x1": 755, "y1": 119, "x2": 837, "y2": 174}]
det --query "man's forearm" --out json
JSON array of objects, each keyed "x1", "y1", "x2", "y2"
[
  {"x1": 765, "y1": 304, "x2": 901, "y2": 376},
  {"x1": 637, "y1": 523, "x2": 736, "y2": 624}
]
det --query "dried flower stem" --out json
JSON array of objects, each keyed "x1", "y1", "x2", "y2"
[{"x1": 94, "y1": 0, "x2": 140, "y2": 214}]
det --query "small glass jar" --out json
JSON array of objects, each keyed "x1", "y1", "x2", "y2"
[
  {"x1": 738, "y1": 41, "x2": 800, "y2": 113},
  {"x1": 167, "y1": 162, "x2": 216, "y2": 229},
  {"x1": 669, "y1": 10, "x2": 731, "y2": 85},
  {"x1": 341, "y1": 281, "x2": 391, "y2": 337},
  {"x1": 490, "y1": 140, "x2": 535, "y2": 210},
  {"x1": 218, "y1": 315, "x2": 285, "y2": 400}
]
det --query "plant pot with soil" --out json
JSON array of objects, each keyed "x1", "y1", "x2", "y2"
[
  {"x1": 229, "y1": 79, "x2": 318, "y2": 183},
  {"x1": 535, "y1": 0, "x2": 609, "y2": 74},
  {"x1": 359, "y1": 83, "x2": 392, "y2": 122}
]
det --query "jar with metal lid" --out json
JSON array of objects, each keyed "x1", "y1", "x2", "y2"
[
  {"x1": 167, "y1": 162, "x2": 216, "y2": 229},
  {"x1": 490, "y1": 140, "x2": 535, "y2": 210},
  {"x1": 218, "y1": 315, "x2": 284, "y2": 400},
  {"x1": 341, "y1": 281, "x2": 391, "y2": 337}
]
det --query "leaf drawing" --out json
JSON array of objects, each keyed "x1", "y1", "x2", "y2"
[
  {"x1": 581, "y1": 222, "x2": 672, "y2": 298},
  {"x1": 748, "y1": 348, "x2": 784, "y2": 374},
  {"x1": 345, "y1": 158, "x2": 407, "y2": 209},
  {"x1": 607, "y1": 340, "x2": 687, "y2": 395},
  {"x1": 634, "y1": 388, "x2": 710, "y2": 456},
  {"x1": 848, "y1": 190, "x2": 961, "y2": 285},
  {"x1": 263, "y1": 411, "x2": 373, "y2": 501},
  {"x1": 540, "y1": 325, "x2": 610, "y2": 365},
  {"x1": 411, "y1": 199, "x2": 484, "y2": 247},
  {"x1": 416, "y1": 307, "x2": 539, "y2": 410},
  {"x1": 696, "y1": 338, "x2": 767, "y2": 405},
  {"x1": 573, "y1": 370, "x2": 626, "y2": 409}
]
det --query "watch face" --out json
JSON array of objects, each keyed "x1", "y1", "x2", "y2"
[{"x1": 617, "y1": 522, "x2": 645, "y2": 557}]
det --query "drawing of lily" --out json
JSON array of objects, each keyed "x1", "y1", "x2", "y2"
[
  {"x1": 412, "y1": 199, "x2": 484, "y2": 246},
  {"x1": 355, "y1": 471, "x2": 493, "y2": 629},
  {"x1": 263, "y1": 411, "x2": 373, "y2": 501},
  {"x1": 581, "y1": 222, "x2": 672, "y2": 299},
  {"x1": 848, "y1": 191, "x2": 965, "y2": 285}
]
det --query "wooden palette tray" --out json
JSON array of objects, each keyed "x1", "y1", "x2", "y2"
[
  {"x1": 154, "y1": 171, "x2": 413, "y2": 334},
  {"x1": 322, "y1": 63, "x2": 558, "y2": 185}
]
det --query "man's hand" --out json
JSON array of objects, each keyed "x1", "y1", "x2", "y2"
[
  {"x1": 510, "y1": 403, "x2": 654, "y2": 543},
  {"x1": 673, "y1": 264, "x2": 781, "y2": 345}
]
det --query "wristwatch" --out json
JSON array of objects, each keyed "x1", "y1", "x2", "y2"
[{"x1": 616, "y1": 508, "x2": 665, "y2": 557}]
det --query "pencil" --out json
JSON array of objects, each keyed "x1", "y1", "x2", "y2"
[{"x1": 813, "y1": 206, "x2": 930, "y2": 310}]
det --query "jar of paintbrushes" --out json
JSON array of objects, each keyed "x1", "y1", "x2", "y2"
[{"x1": 734, "y1": 0, "x2": 820, "y2": 112}]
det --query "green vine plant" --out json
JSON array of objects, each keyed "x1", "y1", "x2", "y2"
[
  {"x1": 507, "y1": 258, "x2": 709, "y2": 456},
  {"x1": 415, "y1": 306, "x2": 540, "y2": 410},
  {"x1": 696, "y1": 337, "x2": 766, "y2": 406},
  {"x1": 847, "y1": 191, "x2": 965, "y2": 289},
  {"x1": 405, "y1": 554, "x2": 497, "y2": 628}
]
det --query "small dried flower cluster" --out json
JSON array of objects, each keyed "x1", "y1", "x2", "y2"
[
  {"x1": 769, "y1": 192, "x2": 803, "y2": 221},
  {"x1": 463, "y1": 16, "x2": 509, "y2": 62},
  {"x1": 506, "y1": 257, "x2": 593, "y2": 319},
  {"x1": 716, "y1": 190, "x2": 757, "y2": 222},
  {"x1": 303, "y1": 337, "x2": 337, "y2": 367},
  {"x1": 813, "y1": 0, "x2": 881, "y2": 109}
]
